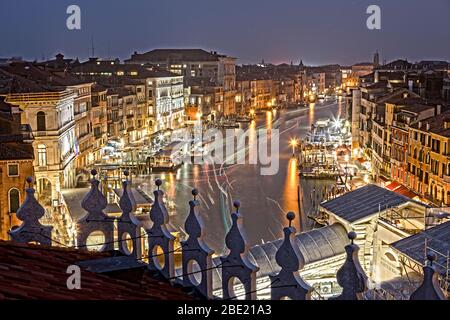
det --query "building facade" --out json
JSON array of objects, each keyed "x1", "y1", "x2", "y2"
[
  {"x1": 0, "y1": 98, "x2": 34, "y2": 240},
  {"x1": 126, "y1": 49, "x2": 236, "y2": 117}
]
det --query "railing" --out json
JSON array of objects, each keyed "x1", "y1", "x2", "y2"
[{"x1": 9, "y1": 175, "x2": 447, "y2": 301}]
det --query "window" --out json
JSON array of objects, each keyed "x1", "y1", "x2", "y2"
[
  {"x1": 8, "y1": 188, "x2": 20, "y2": 213},
  {"x1": 38, "y1": 144, "x2": 47, "y2": 166},
  {"x1": 7, "y1": 164, "x2": 19, "y2": 177},
  {"x1": 36, "y1": 111, "x2": 46, "y2": 131}
]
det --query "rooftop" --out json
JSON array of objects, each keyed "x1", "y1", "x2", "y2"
[
  {"x1": 200, "y1": 223, "x2": 350, "y2": 290},
  {"x1": 126, "y1": 48, "x2": 233, "y2": 63},
  {"x1": 411, "y1": 110, "x2": 450, "y2": 137},
  {"x1": 0, "y1": 241, "x2": 191, "y2": 300},
  {"x1": 392, "y1": 221, "x2": 450, "y2": 274},
  {"x1": 72, "y1": 60, "x2": 179, "y2": 79},
  {"x1": 0, "y1": 142, "x2": 34, "y2": 161},
  {"x1": 320, "y1": 184, "x2": 425, "y2": 224}
]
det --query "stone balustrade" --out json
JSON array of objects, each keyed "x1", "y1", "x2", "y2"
[{"x1": 8, "y1": 174, "x2": 447, "y2": 300}]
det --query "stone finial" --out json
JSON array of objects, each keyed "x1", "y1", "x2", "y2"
[
  {"x1": 9, "y1": 177, "x2": 53, "y2": 245},
  {"x1": 220, "y1": 201, "x2": 259, "y2": 300},
  {"x1": 117, "y1": 176, "x2": 141, "y2": 259},
  {"x1": 147, "y1": 180, "x2": 175, "y2": 279},
  {"x1": 332, "y1": 231, "x2": 368, "y2": 300},
  {"x1": 410, "y1": 251, "x2": 446, "y2": 300},
  {"x1": 181, "y1": 189, "x2": 215, "y2": 299},
  {"x1": 270, "y1": 212, "x2": 312, "y2": 300},
  {"x1": 77, "y1": 170, "x2": 114, "y2": 251}
]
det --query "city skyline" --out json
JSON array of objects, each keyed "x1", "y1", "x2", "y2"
[{"x1": 1, "y1": 0, "x2": 450, "y2": 65}]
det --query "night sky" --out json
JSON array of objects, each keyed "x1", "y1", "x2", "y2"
[{"x1": 1, "y1": 0, "x2": 450, "y2": 65}]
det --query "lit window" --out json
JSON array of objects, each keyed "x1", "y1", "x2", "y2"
[
  {"x1": 7, "y1": 164, "x2": 19, "y2": 177},
  {"x1": 38, "y1": 144, "x2": 47, "y2": 166},
  {"x1": 117, "y1": 71, "x2": 124, "y2": 76}
]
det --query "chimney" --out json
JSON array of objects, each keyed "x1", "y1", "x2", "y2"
[
  {"x1": 436, "y1": 104, "x2": 442, "y2": 115},
  {"x1": 374, "y1": 70, "x2": 379, "y2": 83},
  {"x1": 426, "y1": 123, "x2": 430, "y2": 131}
]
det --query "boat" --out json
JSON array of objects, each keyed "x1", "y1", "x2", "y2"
[
  {"x1": 219, "y1": 120, "x2": 240, "y2": 129},
  {"x1": 147, "y1": 141, "x2": 187, "y2": 172},
  {"x1": 236, "y1": 116, "x2": 252, "y2": 123}
]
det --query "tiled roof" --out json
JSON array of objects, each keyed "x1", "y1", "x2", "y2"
[
  {"x1": 72, "y1": 62, "x2": 178, "y2": 79},
  {"x1": 126, "y1": 49, "x2": 226, "y2": 63},
  {"x1": 0, "y1": 241, "x2": 191, "y2": 300},
  {"x1": 0, "y1": 142, "x2": 34, "y2": 160},
  {"x1": 411, "y1": 110, "x2": 450, "y2": 137},
  {"x1": 0, "y1": 62, "x2": 90, "y2": 94},
  {"x1": 320, "y1": 184, "x2": 424, "y2": 223},
  {"x1": 391, "y1": 221, "x2": 450, "y2": 274}
]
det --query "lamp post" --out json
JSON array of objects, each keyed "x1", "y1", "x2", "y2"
[{"x1": 290, "y1": 138, "x2": 298, "y2": 157}]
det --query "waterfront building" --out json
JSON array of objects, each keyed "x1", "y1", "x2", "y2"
[
  {"x1": 319, "y1": 184, "x2": 439, "y2": 295},
  {"x1": 408, "y1": 110, "x2": 450, "y2": 205},
  {"x1": 235, "y1": 78, "x2": 252, "y2": 115},
  {"x1": 72, "y1": 58, "x2": 185, "y2": 133},
  {"x1": 186, "y1": 78, "x2": 223, "y2": 122},
  {"x1": 126, "y1": 49, "x2": 236, "y2": 117},
  {"x1": 0, "y1": 98, "x2": 34, "y2": 240},
  {"x1": 386, "y1": 96, "x2": 440, "y2": 186},
  {"x1": 0, "y1": 63, "x2": 79, "y2": 197},
  {"x1": 71, "y1": 82, "x2": 95, "y2": 171},
  {"x1": 90, "y1": 84, "x2": 108, "y2": 164}
]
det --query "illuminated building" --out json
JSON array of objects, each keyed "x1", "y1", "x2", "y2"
[
  {"x1": 126, "y1": 49, "x2": 236, "y2": 117},
  {"x1": 0, "y1": 97, "x2": 34, "y2": 240}
]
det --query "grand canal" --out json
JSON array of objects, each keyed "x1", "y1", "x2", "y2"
[{"x1": 136, "y1": 98, "x2": 346, "y2": 254}]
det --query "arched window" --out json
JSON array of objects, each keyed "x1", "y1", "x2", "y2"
[
  {"x1": 385, "y1": 252, "x2": 397, "y2": 262},
  {"x1": 37, "y1": 111, "x2": 46, "y2": 131},
  {"x1": 8, "y1": 188, "x2": 20, "y2": 213},
  {"x1": 37, "y1": 144, "x2": 47, "y2": 166}
]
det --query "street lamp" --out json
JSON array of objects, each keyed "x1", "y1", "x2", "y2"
[{"x1": 290, "y1": 138, "x2": 298, "y2": 157}]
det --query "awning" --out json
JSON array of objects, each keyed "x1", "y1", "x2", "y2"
[
  {"x1": 394, "y1": 185, "x2": 420, "y2": 200},
  {"x1": 386, "y1": 181, "x2": 401, "y2": 191}
]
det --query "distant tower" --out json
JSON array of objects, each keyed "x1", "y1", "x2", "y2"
[
  {"x1": 299, "y1": 60, "x2": 304, "y2": 69},
  {"x1": 373, "y1": 51, "x2": 380, "y2": 68}
]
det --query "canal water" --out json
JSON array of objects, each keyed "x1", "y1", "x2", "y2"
[{"x1": 136, "y1": 98, "x2": 346, "y2": 254}]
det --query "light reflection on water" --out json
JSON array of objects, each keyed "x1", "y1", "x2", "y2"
[{"x1": 135, "y1": 100, "x2": 344, "y2": 254}]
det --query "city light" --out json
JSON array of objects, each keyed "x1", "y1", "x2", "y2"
[{"x1": 290, "y1": 138, "x2": 298, "y2": 157}]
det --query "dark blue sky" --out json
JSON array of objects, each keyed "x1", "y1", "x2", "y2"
[{"x1": 1, "y1": 0, "x2": 449, "y2": 65}]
